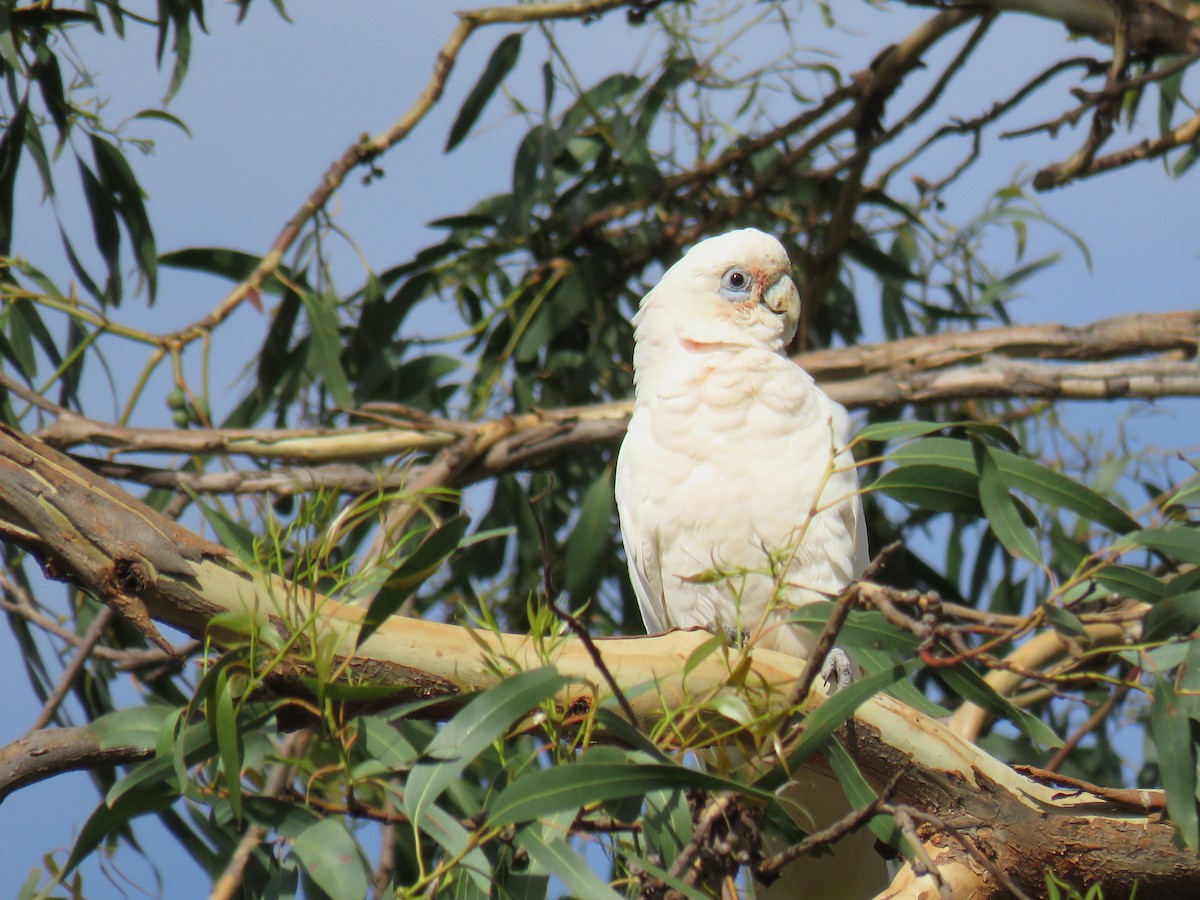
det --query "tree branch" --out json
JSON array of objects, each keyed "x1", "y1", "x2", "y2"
[{"x1": 0, "y1": 725, "x2": 153, "y2": 803}]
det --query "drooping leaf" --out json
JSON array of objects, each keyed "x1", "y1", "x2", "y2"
[
  {"x1": 298, "y1": 288, "x2": 353, "y2": 409},
  {"x1": 517, "y1": 828, "x2": 624, "y2": 900},
  {"x1": 488, "y1": 757, "x2": 777, "y2": 826},
  {"x1": 213, "y1": 670, "x2": 244, "y2": 821},
  {"x1": 975, "y1": 440, "x2": 1043, "y2": 564},
  {"x1": 291, "y1": 818, "x2": 370, "y2": 900},
  {"x1": 1151, "y1": 677, "x2": 1200, "y2": 848},
  {"x1": 446, "y1": 33, "x2": 523, "y2": 152},
  {"x1": 563, "y1": 469, "x2": 614, "y2": 601},
  {"x1": 825, "y1": 737, "x2": 902, "y2": 848},
  {"x1": 937, "y1": 664, "x2": 1063, "y2": 749},
  {"x1": 0, "y1": 99, "x2": 28, "y2": 257},
  {"x1": 90, "y1": 134, "x2": 157, "y2": 302},
  {"x1": 403, "y1": 667, "x2": 568, "y2": 823}
]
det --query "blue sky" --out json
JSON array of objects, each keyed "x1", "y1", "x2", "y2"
[{"x1": 2, "y1": 2, "x2": 1197, "y2": 896}]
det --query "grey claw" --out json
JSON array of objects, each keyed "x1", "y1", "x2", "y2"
[{"x1": 820, "y1": 647, "x2": 853, "y2": 692}]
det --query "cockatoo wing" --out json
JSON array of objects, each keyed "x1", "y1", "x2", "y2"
[{"x1": 614, "y1": 418, "x2": 668, "y2": 635}]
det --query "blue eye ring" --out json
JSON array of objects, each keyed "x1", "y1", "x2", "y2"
[{"x1": 721, "y1": 267, "x2": 752, "y2": 294}]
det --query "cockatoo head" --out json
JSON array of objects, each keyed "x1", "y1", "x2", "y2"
[{"x1": 633, "y1": 228, "x2": 800, "y2": 354}]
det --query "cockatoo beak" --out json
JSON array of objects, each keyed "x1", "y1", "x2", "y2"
[{"x1": 763, "y1": 273, "x2": 799, "y2": 320}]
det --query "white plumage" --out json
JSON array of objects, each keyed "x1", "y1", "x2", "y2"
[
  {"x1": 615, "y1": 228, "x2": 885, "y2": 897},
  {"x1": 615, "y1": 227, "x2": 867, "y2": 658}
]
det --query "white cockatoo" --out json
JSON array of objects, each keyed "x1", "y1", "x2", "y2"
[{"x1": 615, "y1": 227, "x2": 885, "y2": 896}]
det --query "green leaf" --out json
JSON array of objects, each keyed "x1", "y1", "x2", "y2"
[
  {"x1": 788, "y1": 607, "x2": 919, "y2": 654},
  {"x1": 185, "y1": 490, "x2": 258, "y2": 566},
  {"x1": 881, "y1": 438, "x2": 1136, "y2": 533},
  {"x1": 825, "y1": 738, "x2": 901, "y2": 849},
  {"x1": 0, "y1": 99, "x2": 28, "y2": 256},
  {"x1": 851, "y1": 645, "x2": 951, "y2": 717},
  {"x1": 844, "y1": 233, "x2": 918, "y2": 283},
  {"x1": 1151, "y1": 677, "x2": 1200, "y2": 848},
  {"x1": 356, "y1": 515, "x2": 471, "y2": 648},
  {"x1": 298, "y1": 289, "x2": 353, "y2": 409},
  {"x1": 563, "y1": 469, "x2": 614, "y2": 600},
  {"x1": 446, "y1": 33, "x2": 522, "y2": 152},
  {"x1": 855, "y1": 420, "x2": 950, "y2": 444},
  {"x1": 1118, "y1": 526, "x2": 1200, "y2": 567},
  {"x1": 291, "y1": 818, "x2": 369, "y2": 900},
  {"x1": 870, "y1": 463, "x2": 981, "y2": 515},
  {"x1": 517, "y1": 828, "x2": 624, "y2": 900},
  {"x1": 1042, "y1": 603, "x2": 1086, "y2": 638},
  {"x1": 214, "y1": 671, "x2": 243, "y2": 821},
  {"x1": 129, "y1": 108, "x2": 193, "y2": 138},
  {"x1": 415, "y1": 803, "x2": 493, "y2": 895},
  {"x1": 937, "y1": 665, "x2": 1062, "y2": 749},
  {"x1": 1145, "y1": 592, "x2": 1200, "y2": 642},
  {"x1": 90, "y1": 135, "x2": 157, "y2": 302},
  {"x1": 488, "y1": 757, "x2": 776, "y2": 826},
  {"x1": 404, "y1": 667, "x2": 567, "y2": 823},
  {"x1": 1094, "y1": 564, "x2": 1166, "y2": 602},
  {"x1": 77, "y1": 159, "x2": 122, "y2": 302},
  {"x1": 1159, "y1": 65, "x2": 1185, "y2": 137},
  {"x1": 976, "y1": 253, "x2": 1060, "y2": 308},
  {"x1": 65, "y1": 779, "x2": 178, "y2": 874},
  {"x1": 160, "y1": 246, "x2": 279, "y2": 285},
  {"x1": 976, "y1": 441, "x2": 1042, "y2": 564},
  {"x1": 88, "y1": 705, "x2": 176, "y2": 751},
  {"x1": 355, "y1": 715, "x2": 419, "y2": 770}
]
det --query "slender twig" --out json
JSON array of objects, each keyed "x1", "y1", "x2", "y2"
[
  {"x1": 527, "y1": 492, "x2": 641, "y2": 728},
  {"x1": 884, "y1": 802, "x2": 1036, "y2": 900},
  {"x1": 210, "y1": 730, "x2": 309, "y2": 900},
  {"x1": 1011, "y1": 763, "x2": 1164, "y2": 812},
  {"x1": 880, "y1": 55, "x2": 1100, "y2": 189},
  {"x1": 1036, "y1": 106, "x2": 1200, "y2": 188},
  {"x1": 1043, "y1": 673, "x2": 1136, "y2": 772},
  {"x1": 753, "y1": 768, "x2": 905, "y2": 879},
  {"x1": 791, "y1": 542, "x2": 901, "y2": 707},
  {"x1": 25, "y1": 607, "x2": 114, "y2": 733}
]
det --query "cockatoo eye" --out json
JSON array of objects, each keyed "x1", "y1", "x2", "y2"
[{"x1": 720, "y1": 267, "x2": 752, "y2": 298}]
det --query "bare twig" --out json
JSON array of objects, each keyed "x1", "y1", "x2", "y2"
[
  {"x1": 1043, "y1": 673, "x2": 1136, "y2": 772},
  {"x1": 754, "y1": 768, "x2": 905, "y2": 880},
  {"x1": 791, "y1": 542, "x2": 902, "y2": 708},
  {"x1": 210, "y1": 731, "x2": 310, "y2": 900},
  {"x1": 528, "y1": 492, "x2": 641, "y2": 728},
  {"x1": 26, "y1": 606, "x2": 115, "y2": 733}
]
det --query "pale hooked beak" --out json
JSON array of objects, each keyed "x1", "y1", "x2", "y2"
[{"x1": 763, "y1": 273, "x2": 800, "y2": 320}]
